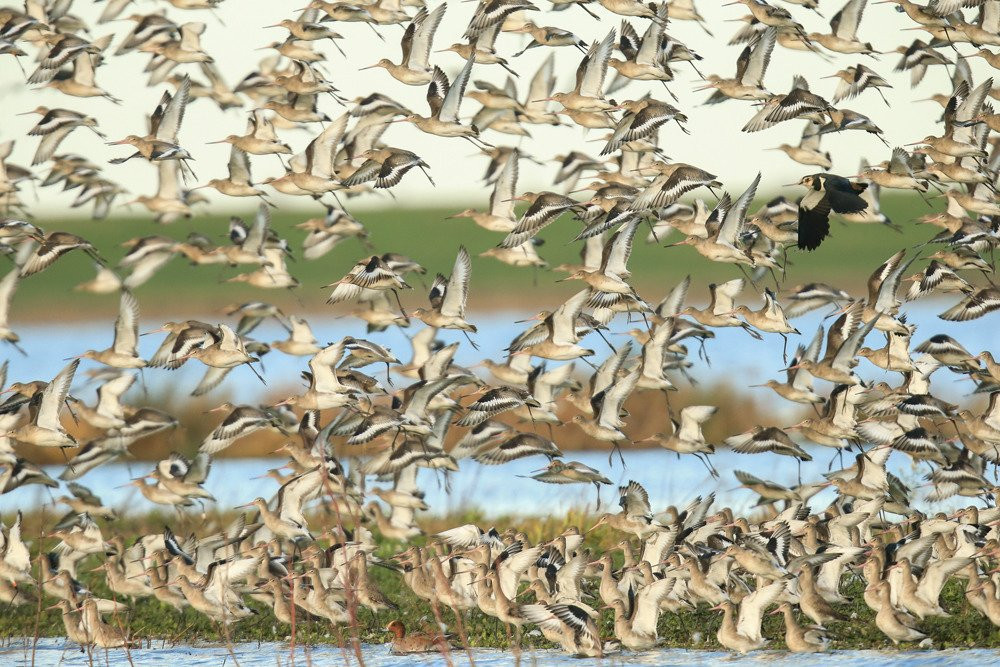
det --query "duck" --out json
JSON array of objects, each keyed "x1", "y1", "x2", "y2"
[{"x1": 385, "y1": 619, "x2": 451, "y2": 654}]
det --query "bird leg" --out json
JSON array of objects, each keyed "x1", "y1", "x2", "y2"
[
  {"x1": 697, "y1": 338, "x2": 711, "y2": 365},
  {"x1": 608, "y1": 441, "x2": 626, "y2": 468},
  {"x1": 178, "y1": 158, "x2": 198, "y2": 183},
  {"x1": 826, "y1": 449, "x2": 839, "y2": 471},
  {"x1": 769, "y1": 267, "x2": 782, "y2": 291},
  {"x1": 109, "y1": 152, "x2": 141, "y2": 165},
  {"x1": 695, "y1": 452, "x2": 719, "y2": 478},
  {"x1": 593, "y1": 327, "x2": 617, "y2": 353},
  {"x1": 389, "y1": 289, "x2": 408, "y2": 321},
  {"x1": 740, "y1": 322, "x2": 763, "y2": 341},
  {"x1": 418, "y1": 165, "x2": 436, "y2": 186},
  {"x1": 662, "y1": 388, "x2": 675, "y2": 421},
  {"x1": 363, "y1": 22, "x2": 385, "y2": 41},
  {"x1": 461, "y1": 330, "x2": 480, "y2": 351},
  {"x1": 658, "y1": 79, "x2": 679, "y2": 103},
  {"x1": 245, "y1": 360, "x2": 267, "y2": 386},
  {"x1": 498, "y1": 60, "x2": 520, "y2": 79},
  {"x1": 736, "y1": 263, "x2": 758, "y2": 291}
]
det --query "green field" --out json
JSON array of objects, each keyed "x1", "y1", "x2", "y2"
[{"x1": 9, "y1": 192, "x2": 945, "y2": 321}]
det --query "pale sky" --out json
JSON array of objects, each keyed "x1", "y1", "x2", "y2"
[{"x1": 0, "y1": 0, "x2": 992, "y2": 215}]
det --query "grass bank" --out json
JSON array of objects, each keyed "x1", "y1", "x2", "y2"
[
  {"x1": 11, "y1": 193, "x2": 940, "y2": 321},
  {"x1": 22, "y1": 379, "x2": 786, "y2": 464}
]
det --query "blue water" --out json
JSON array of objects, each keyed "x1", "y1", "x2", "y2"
[
  {"x1": 0, "y1": 445, "x2": 970, "y2": 519},
  {"x1": 0, "y1": 302, "x2": 985, "y2": 409},
  {"x1": 0, "y1": 299, "x2": 988, "y2": 518},
  {"x1": 5, "y1": 639, "x2": 1000, "y2": 666}
]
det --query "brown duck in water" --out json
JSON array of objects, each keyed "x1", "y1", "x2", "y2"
[{"x1": 385, "y1": 619, "x2": 451, "y2": 654}]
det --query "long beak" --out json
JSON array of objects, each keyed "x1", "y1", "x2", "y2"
[
  {"x1": 359, "y1": 64, "x2": 380, "y2": 70},
  {"x1": 205, "y1": 139, "x2": 230, "y2": 145},
  {"x1": 106, "y1": 139, "x2": 129, "y2": 145}
]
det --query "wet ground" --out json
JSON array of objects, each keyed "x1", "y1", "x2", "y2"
[{"x1": 7, "y1": 639, "x2": 1000, "y2": 667}]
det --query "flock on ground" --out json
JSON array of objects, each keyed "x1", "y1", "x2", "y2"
[{"x1": 3, "y1": 0, "x2": 1000, "y2": 658}]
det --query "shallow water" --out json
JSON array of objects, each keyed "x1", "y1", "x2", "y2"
[
  {"x1": 0, "y1": 443, "x2": 966, "y2": 520},
  {"x1": 6, "y1": 640, "x2": 1000, "y2": 667},
  {"x1": 1, "y1": 302, "x2": 977, "y2": 408},
  {"x1": 0, "y1": 300, "x2": 991, "y2": 520}
]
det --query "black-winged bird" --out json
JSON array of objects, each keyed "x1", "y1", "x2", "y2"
[{"x1": 793, "y1": 173, "x2": 869, "y2": 251}]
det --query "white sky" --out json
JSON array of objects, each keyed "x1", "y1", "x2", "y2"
[{"x1": 0, "y1": 0, "x2": 993, "y2": 215}]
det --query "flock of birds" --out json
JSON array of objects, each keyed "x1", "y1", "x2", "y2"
[{"x1": 2, "y1": 0, "x2": 1000, "y2": 658}]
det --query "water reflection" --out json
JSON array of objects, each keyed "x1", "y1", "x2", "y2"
[{"x1": 5, "y1": 639, "x2": 997, "y2": 666}]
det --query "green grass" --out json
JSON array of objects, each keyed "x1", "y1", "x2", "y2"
[
  {"x1": 11, "y1": 192, "x2": 943, "y2": 320},
  {"x1": 2, "y1": 509, "x2": 999, "y2": 651}
]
